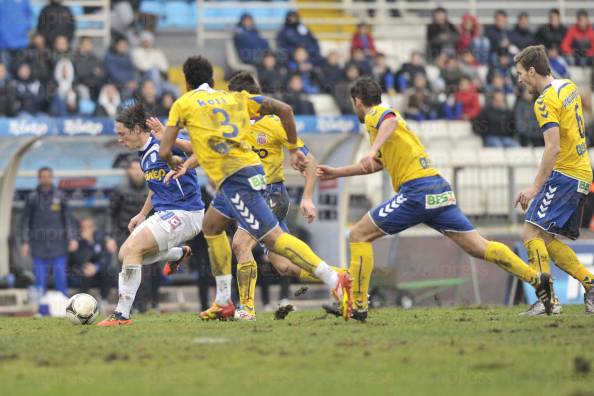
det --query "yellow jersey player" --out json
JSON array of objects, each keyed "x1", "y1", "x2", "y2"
[
  {"x1": 317, "y1": 77, "x2": 554, "y2": 321},
  {"x1": 159, "y1": 56, "x2": 352, "y2": 321},
  {"x1": 514, "y1": 45, "x2": 594, "y2": 316},
  {"x1": 226, "y1": 72, "x2": 343, "y2": 320}
]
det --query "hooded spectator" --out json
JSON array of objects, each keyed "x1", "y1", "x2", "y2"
[
  {"x1": 536, "y1": 9, "x2": 567, "y2": 50},
  {"x1": 14, "y1": 63, "x2": 44, "y2": 115},
  {"x1": 233, "y1": 13, "x2": 270, "y2": 65},
  {"x1": 457, "y1": 14, "x2": 480, "y2": 53},
  {"x1": 351, "y1": 23, "x2": 377, "y2": 58},
  {"x1": 0, "y1": 0, "x2": 33, "y2": 51},
  {"x1": 73, "y1": 36, "x2": 105, "y2": 100},
  {"x1": 257, "y1": 51, "x2": 283, "y2": 94},
  {"x1": 277, "y1": 11, "x2": 321, "y2": 65},
  {"x1": 455, "y1": 76, "x2": 481, "y2": 120},
  {"x1": 94, "y1": 83, "x2": 120, "y2": 118},
  {"x1": 509, "y1": 12, "x2": 537, "y2": 50},
  {"x1": 282, "y1": 74, "x2": 315, "y2": 115},
  {"x1": 561, "y1": 9, "x2": 594, "y2": 66},
  {"x1": 485, "y1": 10, "x2": 511, "y2": 58},
  {"x1": 0, "y1": 62, "x2": 18, "y2": 116},
  {"x1": 37, "y1": 0, "x2": 75, "y2": 47},
  {"x1": 104, "y1": 37, "x2": 137, "y2": 98},
  {"x1": 426, "y1": 7, "x2": 458, "y2": 60}
]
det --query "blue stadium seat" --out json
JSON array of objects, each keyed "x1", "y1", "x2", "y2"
[
  {"x1": 161, "y1": 2, "x2": 195, "y2": 28},
  {"x1": 79, "y1": 99, "x2": 96, "y2": 116},
  {"x1": 140, "y1": 1, "x2": 164, "y2": 16}
]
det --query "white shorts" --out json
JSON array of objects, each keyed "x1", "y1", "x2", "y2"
[{"x1": 131, "y1": 209, "x2": 204, "y2": 251}]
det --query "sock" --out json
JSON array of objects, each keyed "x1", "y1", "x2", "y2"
[
  {"x1": 298, "y1": 265, "x2": 344, "y2": 282},
  {"x1": 525, "y1": 238, "x2": 550, "y2": 274},
  {"x1": 205, "y1": 232, "x2": 231, "y2": 277},
  {"x1": 349, "y1": 242, "x2": 374, "y2": 310},
  {"x1": 272, "y1": 233, "x2": 337, "y2": 288},
  {"x1": 547, "y1": 239, "x2": 594, "y2": 290},
  {"x1": 237, "y1": 260, "x2": 258, "y2": 309},
  {"x1": 114, "y1": 264, "x2": 142, "y2": 318},
  {"x1": 142, "y1": 247, "x2": 183, "y2": 265},
  {"x1": 484, "y1": 241, "x2": 538, "y2": 286},
  {"x1": 215, "y1": 274, "x2": 232, "y2": 306}
]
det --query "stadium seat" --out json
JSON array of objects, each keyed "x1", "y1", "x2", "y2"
[
  {"x1": 309, "y1": 94, "x2": 340, "y2": 116},
  {"x1": 140, "y1": 1, "x2": 164, "y2": 16},
  {"x1": 162, "y1": 2, "x2": 194, "y2": 28},
  {"x1": 418, "y1": 120, "x2": 448, "y2": 141},
  {"x1": 454, "y1": 136, "x2": 482, "y2": 149},
  {"x1": 447, "y1": 121, "x2": 473, "y2": 139}
]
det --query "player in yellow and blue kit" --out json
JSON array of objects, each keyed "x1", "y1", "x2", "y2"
[
  {"x1": 514, "y1": 45, "x2": 594, "y2": 316},
  {"x1": 159, "y1": 56, "x2": 352, "y2": 321},
  {"x1": 317, "y1": 77, "x2": 554, "y2": 320},
  {"x1": 226, "y1": 72, "x2": 344, "y2": 320}
]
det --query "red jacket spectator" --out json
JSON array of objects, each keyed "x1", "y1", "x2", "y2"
[
  {"x1": 561, "y1": 11, "x2": 594, "y2": 59},
  {"x1": 455, "y1": 77, "x2": 481, "y2": 120},
  {"x1": 457, "y1": 14, "x2": 480, "y2": 53},
  {"x1": 351, "y1": 23, "x2": 377, "y2": 58}
]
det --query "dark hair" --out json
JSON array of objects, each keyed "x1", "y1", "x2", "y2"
[
  {"x1": 577, "y1": 9, "x2": 588, "y2": 19},
  {"x1": 518, "y1": 12, "x2": 529, "y2": 19},
  {"x1": 183, "y1": 56, "x2": 214, "y2": 89},
  {"x1": 350, "y1": 77, "x2": 382, "y2": 107},
  {"x1": 433, "y1": 7, "x2": 446, "y2": 14},
  {"x1": 228, "y1": 72, "x2": 261, "y2": 94},
  {"x1": 38, "y1": 166, "x2": 53, "y2": 177},
  {"x1": 495, "y1": 9, "x2": 507, "y2": 17},
  {"x1": 549, "y1": 8, "x2": 560, "y2": 16},
  {"x1": 513, "y1": 45, "x2": 551, "y2": 76},
  {"x1": 115, "y1": 102, "x2": 150, "y2": 131}
]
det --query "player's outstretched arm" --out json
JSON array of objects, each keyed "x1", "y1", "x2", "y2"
[
  {"x1": 316, "y1": 160, "x2": 384, "y2": 181},
  {"x1": 300, "y1": 152, "x2": 318, "y2": 223},
  {"x1": 515, "y1": 127, "x2": 560, "y2": 210},
  {"x1": 147, "y1": 117, "x2": 193, "y2": 155},
  {"x1": 361, "y1": 116, "x2": 398, "y2": 173}
]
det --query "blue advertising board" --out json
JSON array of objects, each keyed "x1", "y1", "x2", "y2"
[{"x1": 516, "y1": 241, "x2": 594, "y2": 305}]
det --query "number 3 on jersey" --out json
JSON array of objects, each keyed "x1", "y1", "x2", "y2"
[{"x1": 212, "y1": 108, "x2": 239, "y2": 138}]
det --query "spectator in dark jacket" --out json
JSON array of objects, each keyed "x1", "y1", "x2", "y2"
[
  {"x1": 277, "y1": 11, "x2": 321, "y2": 65},
  {"x1": 0, "y1": 0, "x2": 32, "y2": 52},
  {"x1": 319, "y1": 51, "x2": 343, "y2": 94},
  {"x1": 37, "y1": 0, "x2": 75, "y2": 48},
  {"x1": 139, "y1": 79, "x2": 159, "y2": 115},
  {"x1": 73, "y1": 36, "x2": 105, "y2": 100},
  {"x1": 350, "y1": 23, "x2": 376, "y2": 58},
  {"x1": 426, "y1": 7, "x2": 458, "y2": 60},
  {"x1": 473, "y1": 91, "x2": 519, "y2": 147},
  {"x1": 485, "y1": 10, "x2": 511, "y2": 59},
  {"x1": 373, "y1": 52, "x2": 395, "y2": 92},
  {"x1": 104, "y1": 37, "x2": 137, "y2": 98},
  {"x1": 345, "y1": 47, "x2": 373, "y2": 77},
  {"x1": 548, "y1": 46, "x2": 570, "y2": 78},
  {"x1": 561, "y1": 9, "x2": 594, "y2": 66},
  {"x1": 287, "y1": 46, "x2": 321, "y2": 94},
  {"x1": 257, "y1": 51, "x2": 283, "y2": 94},
  {"x1": 11, "y1": 33, "x2": 53, "y2": 85},
  {"x1": 21, "y1": 167, "x2": 78, "y2": 297},
  {"x1": 535, "y1": 9, "x2": 567, "y2": 50},
  {"x1": 509, "y1": 12, "x2": 537, "y2": 50},
  {"x1": 156, "y1": 92, "x2": 174, "y2": 118},
  {"x1": 395, "y1": 51, "x2": 427, "y2": 92},
  {"x1": 282, "y1": 74, "x2": 315, "y2": 115},
  {"x1": 233, "y1": 13, "x2": 270, "y2": 65},
  {"x1": 334, "y1": 64, "x2": 359, "y2": 115},
  {"x1": 0, "y1": 62, "x2": 18, "y2": 116},
  {"x1": 68, "y1": 218, "x2": 116, "y2": 306},
  {"x1": 14, "y1": 63, "x2": 45, "y2": 115},
  {"x1": 514, "y1": 87, "x2": 543, "y2": 146},
  {"x1": 405, "y1": 74, "x2": 437, "y2": 121}
]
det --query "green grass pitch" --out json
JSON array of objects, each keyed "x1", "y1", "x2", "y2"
[{"x1": 1, "y1": 306, "x2": 593, "y2": 396}]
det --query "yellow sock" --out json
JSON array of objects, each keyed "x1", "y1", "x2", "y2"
[
  {"x1": 204, "y1": 232, "x2": 231, "y2": 277},
  {"x1": 272, "y1": 233, "x2": 323, "y2": 273},
  {"x1": 237, "y1": 260, "x2": 257, "y2": 308},
  {"x1": 525, "y1": 238, "x2": 551, "y2": 274},
  {"x1": 298, "y1": 266, "x2": 344, "y2": 282},
  {"x1": 485, "y1": 241, "x2": 539, "y2": 286},
  {"x1": 349, "y1": 242, "x2": 374, "y2": 310},
  {"x1": 547, "y1": 239, "x2": 594, "y2": 290}
]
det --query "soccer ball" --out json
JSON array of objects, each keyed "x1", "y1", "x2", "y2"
[{"x1": 65, "y1": 293, "x2": 99, "y2": 325}]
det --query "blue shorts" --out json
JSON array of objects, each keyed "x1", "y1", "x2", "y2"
[
  {"x1": 525, "y1": 171, "x2": 590, "y2": 240},
  {"x1": 369, "y1": 175, "x2": 475, "y2": 235},
  {"x1": 212, "y1": 165, "x2": 279, "y2": 240},
  {"x1": 265, "y1": 182, "x2": 290, "y2": 232}
]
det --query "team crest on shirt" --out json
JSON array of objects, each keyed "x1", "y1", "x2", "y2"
[{"x1": 257, "y1": 133, "x2": 267, "y2": 145}]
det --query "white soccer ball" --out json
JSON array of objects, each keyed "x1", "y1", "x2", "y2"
[{"x1": 65, "y1": 293, "x2": 99, "y2": 325}]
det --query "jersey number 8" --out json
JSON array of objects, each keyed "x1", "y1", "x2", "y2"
[{"x1": 212, "y1": 108, "x2": 239, "y2": 138}]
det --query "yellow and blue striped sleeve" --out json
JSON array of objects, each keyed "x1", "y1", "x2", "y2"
[{"x1": 534, "y1": 93, "x2": 560, "y2": 133}]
